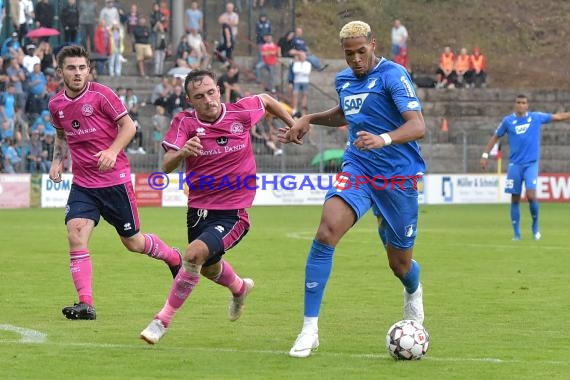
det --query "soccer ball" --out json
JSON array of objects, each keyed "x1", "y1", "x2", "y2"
[{"x1": 386, "y1": 319, "x2": 430, "y2": 360}]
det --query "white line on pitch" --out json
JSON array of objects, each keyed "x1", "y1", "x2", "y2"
[{"x1": 0, "y1": 339, "x2": 567, "y2": 365}]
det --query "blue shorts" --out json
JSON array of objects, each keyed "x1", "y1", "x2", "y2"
[
  {"x1": 325, "y1": 164, "x2": 420, "y2": 249},
  {"x1": 65, "y1": 182, "x2": 140, "y2": 237},
  {"x1": 293, "y1": 82, "x2": 309, "y2": 93},
  {"x1": 505, "y1": 161, "x2": 539, "y2": 194},
  {"x1": 186, "y1": 208, "x2": 250, "y2": 266}
]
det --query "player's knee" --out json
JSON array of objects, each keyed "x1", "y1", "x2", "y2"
[{"x1": 66, "y1": 219, "x2": 92, "y2": 247}]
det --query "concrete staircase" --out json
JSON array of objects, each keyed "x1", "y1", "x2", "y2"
[{"x1": 97, "y1": 56, "x2": 570, "y2": 174}]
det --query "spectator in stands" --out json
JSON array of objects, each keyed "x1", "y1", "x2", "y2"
[
  {"x1": 37, "y1": 41, "x2": 56, "y2": 76},
  {"x1": 61, "y1": 0, "x2": 80, "y2": 44},
  {"x1": 79, "y1": 0, "x2": 97, "y2": 52},
  {"x1": 152, "y1": 104, "x2": 169, "y2": 153},
  {"x1": 470, "y1": 47, "x2": 487, "y2": 88},
  {"x1": 435, "y1": 46, "x2": 456, "y2": 89},
  {"x1": 185, "y1": 1, "x2": 203, "y2": 34},
  {"x1": 390, "y1": 19, "x2": 408, "y2": 58},
  {"x1": 394, "y1": 46, "x2": 412, "y2": 76},
  {"x1": 125, "y1": 4, "x2": 139, "y2": 53},
  {"x1": 22, "y1": 44, "x2": 40, "y2": 74},
  {"x1": 217, "y1": 64, "x2": 242, "y2": 103},
  {"x1": 187, "y1": 28, "x2": 210, "y2": 69},
  {"x1": 291, "y1": 51, "x2": 311, "y2": 118},
  {"x1": 93, "y1": 20, "x2": 111, "y2": 75},
  {"x1": 26, "y1": 130, "x2": 47, "y2": 173},
  {"x1": 289, "y1": 27, "x2": 328, "y2": 71},
  {"x1": 218, "y1": 2, "x2": 239, "y2": 40},
  {"x1": 255, "y1": 12, "x2": 272, "y2": 64},
  {"x1": 108, "y1": 22, "x2": 125, "y2": 77},
  {"x1": 124, "y1": 87, "x2": 145, "y2": 154},
  {"x1": 166, "y1": 84, "x2": 189, "y2": 116},
  {"x1": 0, "y1": 83, "x2": 17, "y2": 128},
  {"x1": 278, "y1": 30, "x2": 296, "y2": 58},
  {"x1": 41, "y1": 132, "x2": 54, "y2": 168},
  {"x1": 216, "y1": 16, "x2": 234, "y2": 64},
  {"x1": 0, "y1": 57, "x2": 8, "y2": 93},
  {"x1": 255, "y1": 33, "x2": 279, "y2": 93},
  {"x1": 25, "y1": 63, "x2": 47, "y2": 116},
  {"x1": 151, "y1": 76, "x2": 173, "y2": 105},
  {"x1": 99, "y1": 0, "x2": 120, "y2": 28},
  {"x1": 159, "y1": 0, "x2": 170, "y2": 32},
  {"x1": 252, "y1": 0, "x2": 265, "y2": 8},
  {"x1": 2, "y1": 137, "x2": 22, "y2": 173},
  {"x1": 149, "y1": 2, "x2": 163, "y2": 48},
  {"x1": 454, "y1": 47, "x2": 471, "y2": 88},
  {"x1": 133, "y1": 15, "x2": 153, "y2": 78},
  {"x1": 153, "y1": 20, "x2": 168, "y2": 76},
  {"x1": 6, "y1": 59, "x2": 27, "y2": 107},
  {"x1": 1, "y1": 32, "x2": 23, "y2": 60},
  {"x1": 16, "y1": 0, "x2": 35, "y2": 46},
  {"x1": 34, "y1": 0, "x2": 55, "y2": 29}
]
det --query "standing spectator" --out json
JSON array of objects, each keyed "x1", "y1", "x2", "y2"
[
  {"x1": 255, "y1": 13, "x2": 272, "y2": 64},
  {"x1": 166, "y1": 84, "x2": 188, "y2": 116},
  {"x1": 185, "y1": 1, "x2": 203, "y2": 34},
  {"x1": 34, "y1": 0, "x2": 54, "y2": 28},
  {"x1": 187, "y1": 28, "x2": 210, "y2": 69},
  {"x1": 61, "y1": 0, "x2": 80, "y2": 43},
  {"x1": 108, "y1": 22, "x2": 125, "y2": 77},
  {"x1": 153, "y1": 19, "x2": 168, "y2": 77},
  {"x1": 79, "y1": 0, "x2": 97, "y2": 52},
  {"x1": 469, "y1": 47, "x2": 487, "y2": 88},
  {"x1": 149, "y1": 2, "x2": 163, "y2": 48},
  {"x1": 454, "y1": 47, "x2": 471, "y2": 88},
  {"x1": 25, "y1": 63, "x2": 47, "y2": 116},
  {"x1": 394, "y1": 47, "x2": 412, "y2": 76},
  {"x1": 1, "y1": 137, "x2": 22, "y2": 173},
  {"x1": 151, "y1": 104, "x2": 168, "y2": 153},
  {"x1": 133, "y1": 15, "x2": 152, "y2": 78},
  {"x1": 17, "y1": 0, "x2": 35, "y2": 45},
  {"x1": 217, "y1": 64, "x2": 242, "y2": 103},
  {"x1": 0, "y1": 57, "x2": 8, "y2": 93},
  {"x1": 99, "y1": 0, "x2": 120, "y2": 28},
  {"x1": 6, "y1": 58, "x2": 26, "y2": 108},
  {"x1": 22, "y1": 44, "x2": 40, "y2": 74},
  {"x1": 255, "y1": 33, "x2": 279, "y2": 93},
  {"x1": 216, "y1": 18, "x2": 234, "y2": 64},
  {"x1": 93, "y1": 20, "x2": 111, "y2": 75},
  {"x1": 37, "y1": 41, "x2": 56, "y2": 75},
  {"x1": 278, "y1": 30, "x2": 295, "y2": 58},
  {"x1": 291, "y1": 51, "x2": 311, "y2": 118},
  {"x1": 435, "y1": 46, "x2": 456, "y2": 89},
  {"x1": 290, "y1": 27, "x2": 328, "y2": 71},
  {"x1": 125, "y1": 4, "x2": 139, "y2": 53},
  {"x1": 390, "y1": 19, "x2": 408, "y2": 58},
  {"x1": 41, "y1": 132, "x2": 54, "y2": 169},
  {"x1": 26, "y1": 130, "x2": 47, "y2": 173},
  {"x1": 159, "y1": 0, "x2": 170, "y2": 32},
  {"x1": 218, "y1": 2, "x2": 239, "y2": 40},
  {"x1": 151, "y1": 76, "x2": 172, "y2": 105},
  {"x1": 124, "y1": 87, "x2": 145, "y2": 154},
  {"x1": 2, "y1": 31, "x2": 24, "y2": 59},
  {"x1": 48, "y1": 45, "x2": 182, "y2": 320}
]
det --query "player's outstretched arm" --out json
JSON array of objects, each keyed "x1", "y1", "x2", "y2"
[
  {"x1": 278, "y1": 105, "x2": 346, "y2": 145},
  {"x1": 259, "y1": 93, "x2": 295, "y2": 129},
  {"x1": 551, "y1": 111, "x2": 570, "y2": 122},
  {"x1": 49, "y1": 128, "x2": 68, "y2": 183}
]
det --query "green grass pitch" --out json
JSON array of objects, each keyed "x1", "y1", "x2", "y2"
[{"x1": 1, "y1": 204, "x2": 569, "y2": 379}]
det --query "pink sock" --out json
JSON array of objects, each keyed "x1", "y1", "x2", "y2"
[
  {"x1": 156, "y1": 268, "x2": 201, "y2": 327},
  {"x1": 212, "y1": 260, "x2": 244, "y2": 297},
  {"x1": 143, "y1": 233, "x2": 181, "y2": 267},
  {"x1": 70, "y1": 249, "x2": 93, "y2": 306}
]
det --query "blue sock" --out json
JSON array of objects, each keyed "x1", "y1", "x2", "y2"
[
  {"x1": 529, "y1": 200, "x2": 540, "y2": 235},
  {"x1": 400, "y1": 259, "x2": 420, "y2": 294},
  {"x1": 511, "y1": 202, "x2": 521, "y2": 238},
  {"x1": 304, "y1": 239, "x2": 335, "y2": 317}
]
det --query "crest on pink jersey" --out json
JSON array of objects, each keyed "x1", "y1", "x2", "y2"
[
  {"x1": 81, "y1": 104, "x2": 94, "y2": 116},
  {"x1": 230, "y1": 122, "x2": 244, "y2": 134}
]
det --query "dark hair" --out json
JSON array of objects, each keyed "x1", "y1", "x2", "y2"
[
  {"x1": 516, "y1": 94, "x2": 528, "y2": 100},
  {"x1": 184, "y1": 69, "x2": 217, "y2": 95},
  {"x1": 56, "y1": 45, "x2": 90, "y2": 69}
]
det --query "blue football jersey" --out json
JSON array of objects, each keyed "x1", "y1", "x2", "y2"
[
  {"x1": 337, "y1": 58, "x2": 426, "y2": 178},
  {"x1": 495, "y1": 112, "x2": 552, "y2": 164}
]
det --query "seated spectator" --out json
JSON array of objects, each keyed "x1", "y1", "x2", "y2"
[
  {"x1": 151, "y1": 105, "x2": 169, "y2": 153},
  {"x1": 217, "y1": 64, "x2": 242, "y2": 103},
  {"x1": 22, "y1": 45, "x2": 41, "y2": 74},
  {"x1": 1, "y1": 137, "x2": 22, "y2": 173},
  {"x1": 166, "y1": 84, "x2": 189, "y2": 116},
  {"x1": 27, "y1": 130, "x2": 48, "y2": 173},
  {"x1": 37, "y1": 42, "x2": 57, "y2": 76},
  {"x1": 25, "y1": 63, "x2": 48, "y2": 117},
  {"x1": 186, "y1": 29, "x2": 210, "y2": 69},
  {"x1": 469, "y1": 47, "x2": 487, "y2": 88},
  {"x1": 454, "y1": 47, "x2": 472, "y2": 88},
  {"x1": 151, "y1": 76, "x2": 173, "y2": 105},
  {"x1": 289, "y1": 27, "x2": 328, "y2": 71},
  {"x1": 1, "y1": 32, "x2": 24, "y2": 60},
  {"x1": 31, "y1": 110, "x2": 56, "y2": 135},
  {"x1": 435, "y1": 46, "x2": 456, "y2": 89}
]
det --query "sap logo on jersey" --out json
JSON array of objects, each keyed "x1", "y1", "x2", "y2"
[
  {"x1": 515, "y1": 123, "x2": 530, "y2": 134},
  {"x1": 343, "y1": 93, "x2": 369, "y2": 115}
]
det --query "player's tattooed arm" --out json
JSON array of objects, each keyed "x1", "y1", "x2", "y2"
[{"x1": 49, "y1": 128, "x2": 68, "y2": 182}]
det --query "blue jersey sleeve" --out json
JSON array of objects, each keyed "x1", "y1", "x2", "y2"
[
  {"x1": 495, "y1": 118, "x2": 509, "y2": 137},
  {"x1": 385, "y1": 66, "x2": 421, "y2": 113},
  {"x1": 533, "y1": 112, "x2": 552, "y2": 125}
]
